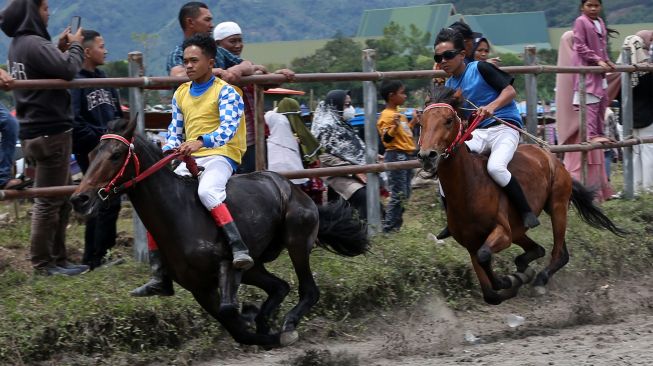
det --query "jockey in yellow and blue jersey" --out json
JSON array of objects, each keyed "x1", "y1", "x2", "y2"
[
  {"x1": 163, "y1": 33, "x2": 252, "y2": 271},
  {"x1": 130, "y1": 33, "x2": 254, "y2": 298}
]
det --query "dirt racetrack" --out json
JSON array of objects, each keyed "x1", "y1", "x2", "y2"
[{"x1": 201, "y1": 273, "x2": 653, "y2": 366}]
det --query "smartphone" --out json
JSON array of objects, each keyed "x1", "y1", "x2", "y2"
[{"x1": 70, "y1": 16, "x2": 81, "y2": 34}]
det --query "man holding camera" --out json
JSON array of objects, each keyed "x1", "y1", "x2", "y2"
[{"x1": 71, "y1": 29, "x2": 123, "y2": 270}]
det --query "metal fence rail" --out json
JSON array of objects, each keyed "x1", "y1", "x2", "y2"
[{"x1": 2, "y1": 51, "x2": 652, "y2": 237}]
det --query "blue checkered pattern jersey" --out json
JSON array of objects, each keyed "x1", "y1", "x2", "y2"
[
  {"x1": 166, "y1": 44, "x2": 244, "y2": 74},
  {"x1": 163, "y1": 84, "x2": 244, "y2": 151}
]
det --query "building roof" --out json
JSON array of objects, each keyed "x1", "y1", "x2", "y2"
[
  {"x1": 462, "y1": 12, "x2": 551, "y2": 49},
  {"x1": 356, "y1": 4, "x2": 456, "y2": 45}
]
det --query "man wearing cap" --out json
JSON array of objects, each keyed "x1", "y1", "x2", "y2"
[{"x1": 213, "y1": 21, "x2": 295, "y2": 173}]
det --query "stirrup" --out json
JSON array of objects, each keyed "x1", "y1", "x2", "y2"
[{"x1": 232, "y1": 251, "x2": 254, "y2": 270}]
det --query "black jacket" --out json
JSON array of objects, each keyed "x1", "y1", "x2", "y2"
[
  {"x1": 0, "y1": 0, "x2": 84, "y2": 139},
  {"x1": 633, "y1": 73, "x2": 653, "y2": 129},
  {"x1": 71, "y1": 68, "x2": 123, "y2": 154}
]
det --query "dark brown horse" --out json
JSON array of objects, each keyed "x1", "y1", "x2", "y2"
[
  {"x1": 70, "y1": 117, "x2": 369, "y2": 347},
  {"x1": 417, "y1": 87, "x2": 624, "y2": 305}
]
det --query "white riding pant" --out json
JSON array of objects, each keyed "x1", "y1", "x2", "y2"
[
  {"x1": 174, "y1": 155, "x2": 234, "y2": 210},
  {"x1": 464, "y1": 125, "x2": 520, "y2": 187},
  {"x1": 633, "y1": 123, "x2": 653, "y2": 193}
]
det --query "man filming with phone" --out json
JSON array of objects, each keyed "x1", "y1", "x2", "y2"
[{"x1": 0, "y1": 0, "x2": 89, "y2": 276}]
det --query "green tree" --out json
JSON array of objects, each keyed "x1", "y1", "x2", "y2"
[
  {"x1": 365, "y1": 23, "x2": 433, "y2": 105},
  {"x1": 101, "y1": 60, "x2": 130, "y2": 102},
  {"x1": 289, "y1": 32, "x2": 363, "y2": 102}
]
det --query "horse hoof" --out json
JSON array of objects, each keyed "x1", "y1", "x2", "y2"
[
  {"x1": 280, "y1": 330, "x2": 299, "y2": 347},
  {"x1": 523, "y1": 267, "x2": 537, "y2": 283},
  {"x1": 532, "y1": 286, "x2": 547, "y2": 297},
  {"x1": 510, "y1": 273, "x2": 527, "y2": 286}
]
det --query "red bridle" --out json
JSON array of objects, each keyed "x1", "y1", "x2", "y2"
[
  {"x1": 97, "y1": 134, "x2": 200, "y2": 200},
  {"x1": 419, "y1": 103, "x2": 484, "y2": 158},
  {"x1": 98, "y1": 134, "x2": 141, "y2": 200}
]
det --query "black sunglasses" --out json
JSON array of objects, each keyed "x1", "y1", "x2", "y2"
[{"x1": 433, "y1": 49, "x2": 461, "y2": 63}]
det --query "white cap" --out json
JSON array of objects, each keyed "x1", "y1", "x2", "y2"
[{"x1": 213, "y1": 21, "x2": 242, "y2": 41}]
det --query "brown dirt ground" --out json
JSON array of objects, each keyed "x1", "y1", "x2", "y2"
[{"x1": 199, "y1": 273, "x2": 653, "y2": 366}]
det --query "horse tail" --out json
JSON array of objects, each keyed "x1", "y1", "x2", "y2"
[
  {"x1": 316, "y1": 199, "x2": 369, "y2": 256},
  {"x1": 570, "y1": 180, "x2": 626, "y2": 236}
]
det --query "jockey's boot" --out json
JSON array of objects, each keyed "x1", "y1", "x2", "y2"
[
  {"x1": 502, "y1": 176, "x2": 540, "y2": 229},
  {"x1": 130, "y1": 249, "x2": 174, "y2": 297},
  {"x1": 436, "y1": 195, "x2": 451, "y2": 240},
  {"x1": 210, "y1": 203, "x2": 255, "y2": 271}
]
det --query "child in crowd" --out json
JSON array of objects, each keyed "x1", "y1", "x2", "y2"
[
  {"x1": 376, "y1": 80, "x2": 416, "y2": 233},
  {"x1": 572, "y1": 0, "x2": 616, "y2": 144}
]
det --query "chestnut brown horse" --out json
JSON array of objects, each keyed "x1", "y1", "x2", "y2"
[
  {"x1": 71, "y1": 117, "x2": 369, "y2": 348},
  {"x1": 417, "y1": 87, "x2": 624, "y2": 305}
]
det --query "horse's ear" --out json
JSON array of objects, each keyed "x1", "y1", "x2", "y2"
[
  {"x1": 453, "y1": 88, "x2": 463, "y2": 102},
  {"x1": 123, "y1": 113, "x2": 138, "y2": 140}
]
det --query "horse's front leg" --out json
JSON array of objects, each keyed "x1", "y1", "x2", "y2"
[
  {"x1": 476, "y1": 225, "x2": 513, "y2": 291},
  {"x1": 241, "y1": 263, "x2": 291, "y2": 336},
  {"x1": 219, "y1": 260, "x2": 243, "y2": 313},
  {"x1": 192, "y1": 288, "x2": 280, "y2": 347}
]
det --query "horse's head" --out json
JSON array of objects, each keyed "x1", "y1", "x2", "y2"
[
  {"x1": 417, "y1": 86, "x2": 464, "y2": 175},
  {"x1": 71, "y1": 116, "x2": 138, "y2": 217}
]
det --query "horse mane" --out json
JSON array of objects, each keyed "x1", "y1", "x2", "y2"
[{"x1": 428, "y1": 85, "x2": 463, "y2": 112}]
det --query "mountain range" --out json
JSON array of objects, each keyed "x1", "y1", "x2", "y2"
[{"x1": 0, "y1": 0, "x2": 650, "y2": 76}]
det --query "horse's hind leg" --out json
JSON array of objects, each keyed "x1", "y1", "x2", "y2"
[
  {"x1": 279, "y1": 207, "x2": 320, "y2": 346},
  {"x1": 280, "y1": 243, "x2": 319, "y2": 346},
  {"x1": 532, "y1": 187, "x2": 571, "y2": 293},
  {"x1": 512, "y1": 234, "x2": 546, "y2": 282},
  {"x1": 241, "y1": 264, "x2": 291, "y2": 335},
  {"x1": 192, "y1": 289, "x2": 280, "y2": 347}
]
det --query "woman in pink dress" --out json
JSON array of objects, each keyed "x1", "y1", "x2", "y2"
[
  {"x1": 572, "y1": 0, "x2": 616, "y2": 144},
  {"x1": 556, "y1": 30, "x2": 614, "y2": 202}
]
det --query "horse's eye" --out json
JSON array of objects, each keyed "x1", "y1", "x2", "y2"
[
  {"x1": 446, "y1": 118, "x2": 454, "y2": 126},
  {"x1": 109, "y1": 152, "x2": 123, "y2": 161}
]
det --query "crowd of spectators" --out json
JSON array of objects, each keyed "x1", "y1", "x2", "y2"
[{"x1": 0, "y1": 0, "x2": 651, "y2": 281}]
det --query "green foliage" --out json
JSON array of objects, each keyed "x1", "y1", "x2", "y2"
[
  {"x1": 288, "y1": 22, "x2": 560, "y2": 104},
  {"x1": 289, "y1": 33, "x2": 364, "y2": 101}
]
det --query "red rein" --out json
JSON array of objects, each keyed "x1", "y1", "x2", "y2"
[{"x1": 98, "y1": 134, "x2": 200, "y2": 200}]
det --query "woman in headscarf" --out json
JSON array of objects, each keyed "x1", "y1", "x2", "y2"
[
  {"x1": 311, "y1": 90, "x2": 372, "y2": 219},
  {"x1": 268, "y1": 97, "x2": 325, "y2": 204},
  {"x1": 264, "y1": 101, "x2": 308, "y2": 185},
  {"x1": 555, "y1": 31, "x2": 613, "y2": 202},
  {"x1": 472, "y1": 37, "x2": 501, "y2": 66}
]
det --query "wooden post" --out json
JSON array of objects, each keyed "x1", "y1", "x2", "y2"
[
  {"x1": 621, "y1": 46, "x2": 634, "y2": 199},
  {"x1": 362, "y1": 49, "x2": 381, "y2": 235},
  {"x1": 524, "y1": 46, "x2": 538, "y2": 138},
  {"x1": 579, "y1": 73, "x2": 587, "y2": 185},
  {"x1": 254, "y1": 85, "x2": 266, "y2": 171},
  {"x1": 128, "y1": 52, "x2": 148, "y2": 262}
]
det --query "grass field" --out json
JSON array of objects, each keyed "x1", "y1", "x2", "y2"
[{"x1": 0, "y1": 174, "x2": 651, "y2": 365}]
